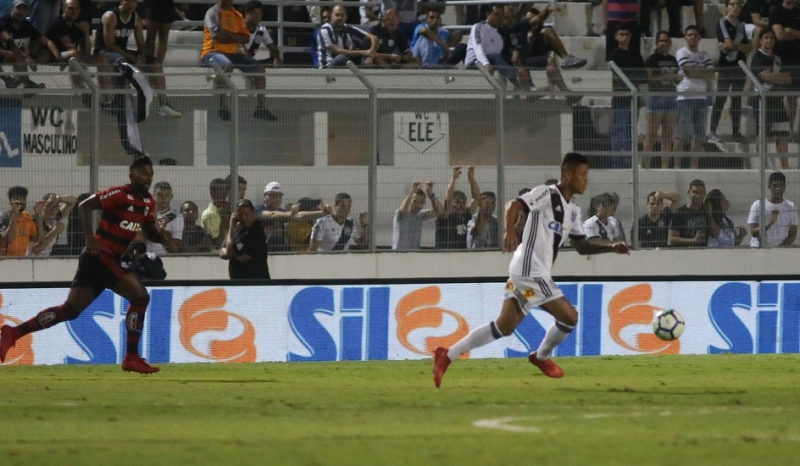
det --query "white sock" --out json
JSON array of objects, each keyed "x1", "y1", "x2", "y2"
[
  {"x1": 448, "y1": 321, "x2": 503, "y2": 360},
  {"x1": 535, "y1": 321, "x2": 575, "y2": 360}
]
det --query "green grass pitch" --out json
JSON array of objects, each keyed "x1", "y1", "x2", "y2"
[{"x1": 1, "y1": 354, "x2": 798, "y2": 466}]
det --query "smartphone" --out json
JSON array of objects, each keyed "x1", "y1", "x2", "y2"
[{"x1": 163, "y1": 212, "x2": 177, "y2": 223}]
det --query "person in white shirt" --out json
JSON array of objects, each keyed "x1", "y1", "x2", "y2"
[
  {"x1": 432, "y1": 153, "x2": 630, "y2": 388},
  {"x1": 309, "y1": 193, "x2": 368, "y2": 252},
  {"x1": 583, "y1": 193, "x2": 625, "y2": 244},
  {"x1": 674, "y1": 25, "x2": 714, "y2": 169},
  {"x1": 748, "y1": 172, "x2": 798, "y2": 247},
  {"x1": 465, "y1": 4, "x2": 518, "y2": 83},
  {"x1": 147, "y1": 181, "x2": 184, "y2": 256}
]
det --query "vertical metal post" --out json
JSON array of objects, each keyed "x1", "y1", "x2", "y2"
[
  {"x1": 609, "y1": 61, "x2": 639, "y2": 248},
  {"x1": 348, "y1": 62, "x2": 377, "y2": 252},
  {"x1": 476, "y1": 62, "x2": 505, "y2": 247},
  {"x1": 69, "y1": 58, "x2": 100, "y2": 195},
  {"x1": 277, "y1": 2, "x2": 284, "y2": 61},
  {"x1": 740, "y1": 60, "x2": 768, "y2": 249},
  {"x1": 212, "y1": 62, "x2": 239, "y2": 213}
]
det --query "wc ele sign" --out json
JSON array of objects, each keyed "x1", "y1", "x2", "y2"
[{"x1": 395, "y1": 112, "x2": 448, "y2": 154}]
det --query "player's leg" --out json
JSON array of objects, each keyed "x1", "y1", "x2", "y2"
[
  {"x1": 109, "y1": 273, "x2": 159, "y2": 374},
  {"x1": 528, "y1": 295, "x2": 578, "y2": 378}
]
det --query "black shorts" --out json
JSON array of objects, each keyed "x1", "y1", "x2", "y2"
[
  {"x1": 143, "y1": 0, "x2": 182, "y2": 24},
  {"x1": 527, "y1": 32, "x2": 551, "y2": 59},
  {"x1": 71, "y1": 250, "x2": 129, "y2": 296}
]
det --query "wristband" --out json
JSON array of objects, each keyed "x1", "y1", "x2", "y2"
[{"x1": 361, "y1": 223, "x2": 369, "y2": 228}]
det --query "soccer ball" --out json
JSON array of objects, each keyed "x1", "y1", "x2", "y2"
[{"x1": 652, "y1": 309, "x2": 685, "y2": 341}]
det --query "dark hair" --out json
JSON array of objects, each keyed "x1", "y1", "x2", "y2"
[
  {"x1": 561, "y1": 152, "x2": 589, "y2": 170},
  {"x1": 181, "y1": 201, "x2": 198, "y2": 211},
  {"x1": 689, "y1": 179, "x2": 705, "y2": 189},
  {"x1": 769, "y1": 172, "x2": 786, "y2": 185},
  {"x1": 518, "y1": 188, "x2": 532, "y2": 195},
  {"x1": 225, "y1": 174, "x2": 247, "y2": 185},
  {"x1": 759, "y1": 27, "x2": 775, "y2": 39},
  {"x1": 414, "y1": 189, "x2": 426, "y2": 197},
  {"x1": 615, "y1": 22, "x2": 635, "y2": 34},
  {"x1": 334, "y1": 192, "x2": 351, "y2": 205},
  {"x1": 481, "y1": 191, "x2": 496, "y2": 199},
  {"x1": 594, "y1": 192, "x2": 614, "y2": 206},
  {"x1": 684, "y1": 25, "x2": 701, "y2": 35},
  {"x1": 243, "y1": 0, "x2": 263, "y2": 12},
  {"x1": 130, "y1": 155, "x2": 152, "y2": 172},
  {"x1": 705, "y1": 189, "x2": 727, "y2": 225},
  {"x1": 544, "y1": 179, "x2": 558, "y2": 186},
  {"x1": 158, "y1": 158, "x2": 177, "y2": 166},
  {"x1": 236, "y1": 199, "x2": 255, "y2": 210},
  {"x1": 153, "y1": 181, "x2": 172, "y2": 192},
  {"x1": 647, "y1": 191, "x2": 658, "y2": 202},
  {"x1": 656, "y1": 30, "x2": 671, "y2": 42},
  {"x1": 7, "y1": 185, "x2": 28, "y2": 200},
  {"x1": 453, "y1": 190, "x2": 467, "y2": 201},
  {"x1": 528, "y1": 7, "x2": 540, "y2": 16}
]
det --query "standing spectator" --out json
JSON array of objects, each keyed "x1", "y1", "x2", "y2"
[
  {"x1": 220, "y1": 199, "x2": 270, "y2": 279},
  {"x1": 392, "y1": 181, "x2": 442, "y2": 250},
  {"x1": 748, "y1": 171, "x2": 797, "y2": 247},
  {"x1": 0, "y1": 186, "x2": 41, "y2": 256},
  {"x1": 668, "y1": 179, "x2": 709, "y2": 247},
  {"x1": 739, "y1": 0, "x2": 779, "y2": 47},
  {"x1": 583, "y1": 193, "x2": 625, "y2": 244},
  {"x1": 308, "y1": 192, "x2": 368, "y2": 252},
  {"x1": 674, "y1": 25, "x2": 714, "y2": 169},
  {"x1": 256, "y1": 181, "x2": 289, "y2": 252},
  {"x1": 33, "y1": 192, "x2": 76, "y2": 256},
  {"x1": 709, "y1": 0, "x2": 751, "y2": 144},
  {"x1": 643, "y1": 31, "x2": 680, "y2": 169},
  {"x1": 705, "y1": 189, "x2": 746, "y2": 247},
  {"x1": 751, "y1": 28, "x2": 791, "y2": 169},
  {"x1": 310, "y1": 7, "x2": 331, "y2": 68},
  {"x1": 225, "y1": 174, "x2": 247, "y2": 201},
  {"x1": 28, "y1": 0, "x2": 61, "y2": 34},
  {"x1": 635, "y1": 190, "x2": 681, "y2": 248},
  {"x1": 201, "y1": 178, "x2": 229, "y2": 251},
  {"x1": 179, "y1": 201, "x2": 212, "y2": 253},
  {"x1": 146, "y1": 181, "x2": 183, "y2": 255},
  {"x1": 201, "y1": 0, "x2": 277, "y2": 121},
  {"x1": 359, "y1": 0, "x2": 384, "y2": 26},
  {"x1": 467, "y1": 191, "x2": 499, "y2": 249},
  {"x1": 51, "y1": 192, "x2": 90, "y2": 256},
  {"x1": 395, "y1": 0, "x2": 419, "y2": 41},
  {"x1": 607, "y1": 22, "x2": 644, "y2": 169},
  {"x1": 465, "y1": 4, "x2": 519, "y2": 85},
  {"x1": 411, "y1": 9, "x2": 465, "y2": 68},
  {"x1": 316, "y1": 4, "x2": 379, "y2": 68},
  {"x1": 242, "y1": 0, "x2": 281, "y2": 67},
  {"x1": 769, "y1": 0, "x2": 800, "y2": 138},
  {"x1": 366, "y1": 9, "x2": 417, "y2": 66},
  {"x1": 285, "y1": 197, "x2": 329, "y2": 251},
  {"x1": 142, "y1": 0, "x2": 183, "y2": 118},
  {"x1": 0, "y1": 0, "x2": 59, "y2": 88},
  {"x1": 435, "y1": 166, "x2": 478, "y2": 249},
  {"x1": 603, "y1": 0, "x2": 641, "y2": 60}
]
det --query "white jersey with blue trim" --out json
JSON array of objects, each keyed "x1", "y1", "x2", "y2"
[{"x1": 509, "y1": 184, "x2": 585, "y2": 278}]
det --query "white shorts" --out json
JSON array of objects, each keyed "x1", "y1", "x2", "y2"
[{"x1": 503, "y1": 274, "x2": 564, "y2": 314}]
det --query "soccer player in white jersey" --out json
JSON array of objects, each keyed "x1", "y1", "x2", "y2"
[{"x1": 432, "y1": 152, "x2": 630, "y2": 387}]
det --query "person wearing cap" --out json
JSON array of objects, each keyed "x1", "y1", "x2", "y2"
[
  {"x1": 0, "y1": 0, "x2": 60, "y2": 89},
  {"x1": 241, "y1": 0, "x2": 282, "y2": 67},
  {"x1": 256, "y1": 181, "x2": 289, "y2": 252},
  {"x1": 582, "y1": 193, "x2": 625, "y2": 245}
]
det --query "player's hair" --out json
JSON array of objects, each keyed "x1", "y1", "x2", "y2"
[
  {"x1": 7, "y1": 186, "x2": 28, "y2": 200},
  {"x1": 130, "y1": 155, "x2": 152, "y2": 172},
  {"x1": 154, "y1": 181, "x2": 172, "y2": 192},
  {"x1": 544, "y1": 179, "x2": 558, "y2": 186},
  {"x1": 759, "y1": 27, "x2": 775, "y2": 39},
  {"x1": 334, "y1": 192, "x2": 351, "y2": 205},
  {"x1": 684, "y1": 25, "x2": 701, "y2": 35},
  {"x1": 561, "y1": 152, "x2": 589, "y2": 170},
  {"x1": 518, "y1": 187, "x2": 532, "y2": 195},
  {"x1": 769, "y1": 172, "x2": 786, "y2": 185},
  {"x1": 236, "y1": 199, "x2": 255, "y2": 210},
  {"x1": 688, "y1": 179, "x2": 705, "y2": 189}
]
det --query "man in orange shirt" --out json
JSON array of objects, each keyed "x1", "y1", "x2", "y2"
[
  {"x1": 0, "y1": 186, "x2": 42, "y2": 256},
  {"x1": 201, "y1": 0, "x2": 277, "y2": 122}
]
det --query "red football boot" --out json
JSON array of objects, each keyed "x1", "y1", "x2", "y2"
[
  {"x1": 0, "y1": 325, "x2": 20, "y2": 363},
  {"x1": 122, "y1": 354, "x2": 160, "y2": 374},
  {"x1": 432, "y1": 347, "x2": 452, "y2": 388},
  {"x1": 528, "y1": 351, "x2": 564, "y2": 378}
]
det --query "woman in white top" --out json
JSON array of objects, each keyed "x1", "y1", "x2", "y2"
[{"x1": 705, "y1": 189, "x2": 745, "y2": 248}]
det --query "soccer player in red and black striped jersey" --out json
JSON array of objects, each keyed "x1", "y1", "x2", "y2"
[{"x1": 0, "y1": 156, "x2": 172, "y2": 374}]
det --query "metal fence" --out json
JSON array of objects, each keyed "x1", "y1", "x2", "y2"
[{"x1": 0, "y1": 62, "x2": 798, "y2": 257}]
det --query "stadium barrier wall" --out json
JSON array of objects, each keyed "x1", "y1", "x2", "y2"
[{"x1": 1, "y1": 277, "x2": 798, "y2": 366}]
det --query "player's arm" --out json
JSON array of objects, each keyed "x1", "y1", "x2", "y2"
[
  {"x1": 503, "y1": 198, "x2": 525, "y2": 252},
  {"x1": 572, "y1": 236, "x2": 629, "y2": 255},
  {"x1": 141, "y1": 220, "x2": 171, "y2": 245}
]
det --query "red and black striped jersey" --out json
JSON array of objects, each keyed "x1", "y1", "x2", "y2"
[{"x1": 95, "y1": 184, "x2": 156, "y2": 256}]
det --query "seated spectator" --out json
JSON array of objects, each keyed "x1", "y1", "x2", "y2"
[
  {"x1": 0, "y1": 0, "x2": 59, "y2": 89},
  {"x1": 285, "y1": 197, "x2": 330, "y2": 251},
  {"x1": 668, "y1": 179, "x2": 708, "y2": 247},
  {"x1": 309, "y1": 192, "x2": 368, "y2": 252},
  {"x1": 220, "y1": 199, "x2": 270, "y2": 279},
  {"x1": 643, "y1": 32, "x2": 680, "y2": 169},
  {"x1": 392, "y1": 181, "x2": 442, "y2": 250},
  {"x1": 411, "y1": 9, "x2": 465, "y2": 68},
  {"x1": 465, "y1": 4, "x2": 521, "y2": 86},
  {"x1": 583, "y1": 193, "x2": 625, "y2": 244},
  {"x1": 201, "y1": 178, "x2": 230, "y2": 251},
  {"x1": 608, "y1": 192, "x2": 627, "y2": 243},
  {"x1": 752, "y1": 28, "x2": 791, "y2": 169},
  {"x1": 180, "y1": 201, "x2": 212, "y2": 253},
  {"x1": 0, "y1": 185, "x2": 41, "y2": 256},
  {"x1": 201, "y1": 0, "x2": 277, "y2": 121},
  {"x1": 705, "y1": 189, "x2": 745, "y2": 247},
  {"x1": 359, "y1": 0, "x2": 387, "y2": 26},
  {"x1": 748, "y1": 171, "x2": 797, "y2": 247},
  {"x1": 33, "y1": 192, "x2": 76, "y2": 256},
  {"x1": 242, "y1": 0, "x2": 282, "y2": 67},
  {"x1": 435, "y1": 166, "x2": 479, "y2": 249},
  {"x1": 467, "y1": 191, "x2": 498, "y2": 249},
  {"x1": 316, "y1": 4, "x2": 379, "y2": 68},
  {"x1": 310, "y1": 7, "x2": 331, "y2": 68},
  {"x1": 147, "y1": 181, "x2": 184, "y2": 256},
  {"x1": 635, "y1": 190, "x2": 680, "y2": 248},
  {"x1": 366, "y1": 9, "x2": 418, "y2": 66},
  {"x1": 739, "y1": 0, "x2": 777, "y2": 46},
  {"x1": 44, "y1": 0, "x2": 112, "y2": 102}
]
